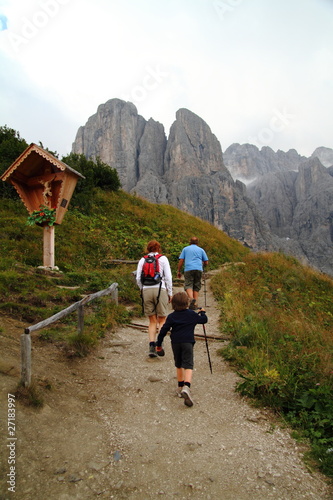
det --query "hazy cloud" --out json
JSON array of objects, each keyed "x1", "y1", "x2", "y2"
[{"x1": 0, "y1": 0, "x2": 332, "y2": 158}]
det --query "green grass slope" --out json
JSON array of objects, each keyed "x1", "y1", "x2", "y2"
[
  {"x1": 0, "y1": 189, "x2": 248, "y2": 330},
  {"x1": 211, "y1": 252, "x2": 333, "y2": 477}
]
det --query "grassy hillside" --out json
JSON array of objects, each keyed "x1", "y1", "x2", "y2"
[
  {"x1": 1, "y1": 188, "x2": 333, "y2": 477},
  {"x1": 211, "y1": 253, "x2": 333, "y2": 477},
  {"x1": 0, "y1": 189, "x2": 248, "y2": 338}
]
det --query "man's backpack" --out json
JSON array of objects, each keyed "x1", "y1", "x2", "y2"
[{"x1": 141, "y1": 254, "x2": 162, "y2": 286}]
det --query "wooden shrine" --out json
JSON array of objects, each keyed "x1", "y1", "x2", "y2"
[{"x1": 1, "y1": 143, "x2": 85, "y2": 268}]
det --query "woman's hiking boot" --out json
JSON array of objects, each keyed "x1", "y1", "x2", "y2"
[
  {"x1": 148, "y1": 344, "x2": 157, "y2": 357},
  {"x1": 189, "y1": 299, "x2": 196, "y2": 310}
]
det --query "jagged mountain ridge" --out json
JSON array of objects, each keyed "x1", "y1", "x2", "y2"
[
  {"x1": 223, "y1": 143, "x2": 333, "y2": 181},
  {"x1": 253, "y1": 159, "x2": 333, "y2": 276},
  {"x1": 223, "y1": 143, "x2": 307, "y2": 183},
  {"x1": 311, "y1": 147, "x2": 333, "y2": 168},
  {"x1": 72, "y1": 98, "x2": 333, "y2": 276},
  {"x1": 223, "y1": 144, "x2": 333, "y2": 276},
  {"x1": 73, "y1": 99, "x2": 273, "y2": 251}
]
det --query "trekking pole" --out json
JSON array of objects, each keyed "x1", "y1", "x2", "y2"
[
  {"x1": 203, "y1": 323, "x2": 213, "y2": 374},
  {"x1": 203, "y1": 271, "x2": 207, "y2": 307}
]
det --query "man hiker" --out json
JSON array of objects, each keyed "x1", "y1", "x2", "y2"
[{"x1": 177, "y1": 236, "x2": 208, "y2": 310}]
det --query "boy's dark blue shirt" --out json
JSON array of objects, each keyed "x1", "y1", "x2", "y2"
[{"x1": 156, "y1": 309, "x2": 208, "y2": 346}]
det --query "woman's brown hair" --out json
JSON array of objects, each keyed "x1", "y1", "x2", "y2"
[
  {"x1": 147, "y1": 240, "x2": 162, "y2": 253},
  {"x1": 171, "y1": 292, "x2": 189, "y2": 311}
]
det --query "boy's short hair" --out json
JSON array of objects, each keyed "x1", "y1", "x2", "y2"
[{"x1": 171, "y1": 292, "x2": 189, "y2": 311}]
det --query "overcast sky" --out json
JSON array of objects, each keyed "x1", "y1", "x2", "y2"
[{"x1": 0, "y1": 0, "x2": 332, "y2": 159}]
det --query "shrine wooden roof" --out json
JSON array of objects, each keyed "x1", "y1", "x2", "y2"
[{"x1": 0, "y1": 143, "x2": 85, "y2": 183}]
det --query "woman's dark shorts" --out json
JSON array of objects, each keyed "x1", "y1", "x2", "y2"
[{"x1": 171, "y1": 342, "x2": 194, "y2": 370}]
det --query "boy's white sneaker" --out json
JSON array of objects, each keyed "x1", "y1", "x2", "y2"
[
  {"x1": 176, "y1": 388, "x2": 183, "y2": 398},
  {"x1": 180, "y1": 386, "x2": 193, "y2": 407}
]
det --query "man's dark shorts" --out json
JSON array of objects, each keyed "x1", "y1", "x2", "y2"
[
  {"x1": 184, "y1": 270, "x2": 202, "y2": 292},
  {"x1": 172, "y1": 342, "x2": 194, "y2": 369}
]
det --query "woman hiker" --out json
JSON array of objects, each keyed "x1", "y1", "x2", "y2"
[{"x1": 136, "y1": 240, "x2": 173, "y2": 357}]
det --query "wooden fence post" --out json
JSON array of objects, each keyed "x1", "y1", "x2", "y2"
[
  {"x1": 22, "y1": 282, "x2": 118, "y2": 384},
  {"x1": 112, "y1": 286, "x2": 118, "y2": 305},
  {"x1": 77, "y1": 304, "x2": 84, "y2": 335},
  {"x1": 21, "y1": 333, "x2": 31, "y2": 387}
]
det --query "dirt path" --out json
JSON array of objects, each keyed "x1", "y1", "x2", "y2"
[{"x1": 1, "y1": 279, "x2": 332, "y2": 499}]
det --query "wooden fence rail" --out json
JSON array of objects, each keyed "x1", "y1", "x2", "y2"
[{"x1": 21, "y1": 282, "x2": 118, "y2": 387}]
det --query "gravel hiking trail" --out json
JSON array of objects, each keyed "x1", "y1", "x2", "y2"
[{"x1": 0, "y1": 275, "x2": 332, "y2": 500}]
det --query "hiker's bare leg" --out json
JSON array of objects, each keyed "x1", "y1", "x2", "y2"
[
  {"x1": 176, "y1": 367, "x2": 185, "y2": 382},
  {"x1": 148, "y1": 315, "x2": 157, "y2": 342},
  {"x1": 184, "y1": 368, "x2": 193, "y2": 384},
  {"x1": 186, "y1": 288, "x2": 194, "y2": 299},
  {"x1": 157, "y1": 315, "x2": 166, "y2": 334},
  {"x1": 149, "y1": 315, "x2": 167, "y2": 341},
  {"x1": 193, "y1": 291, "x2": 199, "y2": 303},
  {"x1": 176, "y1": 368, "x2": 192, "y2": 384}
]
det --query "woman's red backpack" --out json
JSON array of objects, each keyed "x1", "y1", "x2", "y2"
[{"x1": 140, "y1": 254, "x2": 162, "y2": 286}]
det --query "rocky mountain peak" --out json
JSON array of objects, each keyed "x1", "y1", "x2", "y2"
[
  {"x1": 311, "y1": 147, "x2": 333, "y2": 167},
  {"x1": 72, "y1": 99, "x2": 272, "y2": 251},
  {"x1": 223, "y1": 143, "x2": 306, "y2": 182},
  {"x1": 72, "y1": 98, "x2": 333, "y2": 276},
  {"x1": 165, "y1": 107, "x2": 231, "y2": 180}
]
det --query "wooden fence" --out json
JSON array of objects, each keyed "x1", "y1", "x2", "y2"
[{"x1": 21, "y1": 282, "x2": 118, "y2": 387}]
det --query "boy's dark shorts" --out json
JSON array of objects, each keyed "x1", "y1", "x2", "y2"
[
  {"x1": 171, "y1": 342, "x2": 194, "y2": 370},
  {"x1": 184, "y1": 270, "x2": 202, "y2": 292}
]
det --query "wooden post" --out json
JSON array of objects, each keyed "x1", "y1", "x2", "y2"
[
  {"x1": 20, "y1": 333, "x2": 31, "y2": 387},
  {"x1": 112, "y1": 286, "x2": 118, "y2": 305},
  {"x1": 22, "y1": 283, "x2": 118, "y2": 383},
  {"x1": 77, "y1": 304, "x2": 84, "y2": 335},
  {"x1": 43, "y1": 225, "x2": 55, "y2": 268}
]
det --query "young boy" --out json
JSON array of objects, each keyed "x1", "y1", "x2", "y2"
[{"x1": 155, "y1": 291, "x2": 208, "y2": 407}]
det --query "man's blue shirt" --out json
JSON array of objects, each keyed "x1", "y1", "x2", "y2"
[{"x1": 179, "y1": 244, "x2": 208, "y2": 272}]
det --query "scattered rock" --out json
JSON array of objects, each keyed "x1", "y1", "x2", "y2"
[
  {"x1": 68, "y1": 474, "x2": 82, "y2": 483},
  {"x1": 54, "y1": 468, "x2": 67, "y2": 475},
  {"x1": 148, "y1": 375, "x2": 162, "y2": 382}
]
